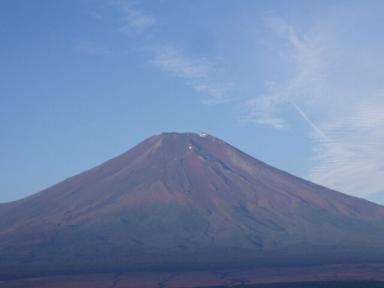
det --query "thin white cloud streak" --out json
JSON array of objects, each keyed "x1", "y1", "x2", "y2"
[
  {"x1": 291, "y1": 103, "x2": 327, "y2": 139},
  {"x1": 152, "y1": 45, "x2": 233, "y2": 104},
  {"x1": 247, "y1": 15, "x2": 384, "y2": 199}
]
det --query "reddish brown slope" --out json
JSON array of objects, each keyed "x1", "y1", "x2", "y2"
[{"x1": 1, "y1": 132, "x2": 384, "y2": 279}]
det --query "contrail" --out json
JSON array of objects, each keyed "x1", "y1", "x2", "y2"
[{"x1": 291, "y1": 102, "x2": 328, "y2": 139}]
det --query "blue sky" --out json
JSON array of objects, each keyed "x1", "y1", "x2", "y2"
[{"x1": 1, "y1": 0, "x2": 384, "y2": 203}]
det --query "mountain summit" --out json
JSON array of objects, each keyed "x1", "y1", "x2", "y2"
[{"x1": 1, "y1": 132, "x2": 384, "y2": 279}]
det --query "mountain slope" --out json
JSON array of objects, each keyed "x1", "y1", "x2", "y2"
[{"x1": 1, "y1": 132, "x2": 384, "y2": 279}]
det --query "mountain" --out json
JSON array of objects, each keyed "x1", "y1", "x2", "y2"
[{"x1": 1, "y1": 132, "x2": 384, "y2": 281}]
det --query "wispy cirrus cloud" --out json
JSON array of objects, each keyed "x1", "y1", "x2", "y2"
[
  {"x1": 310, "y1": 96, "x2": 384, "y2": 198},
  {"x1": 244, "y1": 17, "x2": 329, "y2": 131},
  {"x1": 247, "y1": 14, "x2": 384, "y2": 199},
  {"x1": 243, "y1": 92, "x2": 289, "y2": 129},
  {"x1": 108, "y1": 1, "x2": 233, "y2": 104},
  {"x1": 112, "y1": 0, "x2": 156, "y2": 35},
  {"x1": 152, "y1": 45, "x2": 233, "y2": 104}
]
